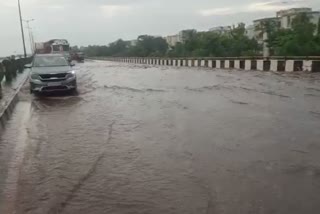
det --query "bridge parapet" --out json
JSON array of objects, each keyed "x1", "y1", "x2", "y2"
[{"x1": 94, "y1": 57, "x2": 320, "y2": 72}]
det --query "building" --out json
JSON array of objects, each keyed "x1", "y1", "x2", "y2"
[
  {"x1": 277, "y1": 8, "x2": 320, "y2": 30},
  {"x1": 253, "y1": 17, "x2": 280, "y2": 43},
  {"x1": 251, "y1": 7, "x2": 320, "y2": 57},
  {"x1": 277, "y1": 8, "x2": 312, "y2": 19},
  {"x1": 128, "y1": 39, "x2": 138, "y2": 46},
  {"x1": 166, "y1": 34, "x2": 182, "y2": 47},
  {"x1": 245, "y1": 25, "x2": 255, "y2": 39},
  {"x1": 209, "y1": 26, "x2": 232, "y2": 34},
  {"x1": 252, "y1": 7, "x2": 320, "y2": 42}
]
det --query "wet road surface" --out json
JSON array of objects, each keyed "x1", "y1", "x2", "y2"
[{"x1": 1, "y1": 60, "x2": 320, "y2": 214}]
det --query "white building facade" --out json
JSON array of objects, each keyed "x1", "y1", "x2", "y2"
[
  {"x1": 166, "y1": 35, "x2": 183, "y2": 47},
  {"x1": 277, "y1": 8, "x2": 320, "y2": 30},
  {"x1": 209, "y1": 26, "x2": 232, "y2": 34},
  {"x1": 245, "y1": 25, "x2": 255, "y2": 39}
]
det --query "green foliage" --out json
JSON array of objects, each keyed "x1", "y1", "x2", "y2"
[
  {"x1": 169, "y1": 24, "x2": 260, "y2": 57},
  {"x1": 83, "y1": 24, "x2": 260, "y2": 57},
  {"x1": 83, "y1": 15, "x2": 320, "y2": 57},
  {"x1": 318, "y1": 17, "x2": 320, "y2": 35},
  {"x1": 84, "y1": 36, "x2": 168, "y2": 57},
  {"x1": 267, "y1": 13, "x2": 320, "y2": 56}
]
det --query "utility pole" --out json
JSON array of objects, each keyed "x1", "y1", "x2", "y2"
[
  {"x1": 24, "y1": 19, "x2": 35, "y2": 54},
  {"x1": 18, "y1": 0, "x2": 27, "y2": 58}
]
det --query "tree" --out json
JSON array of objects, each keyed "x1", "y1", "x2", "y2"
[
  {"x1": 83, "y1": 24, "x2": 261, "y2": 57},
  {"x1": 135, "y1": 35, "x2": 168, "y2": 57},
  {"x1": 267, "y1": 13, "x2": 320, "y2": 56},
  {"x1": 180, "y1": 29, "x2": 197, "y2": 42},
  {"x1": 108, "y1": 39, "x2": 129, "y2": 56},
  {"x1": 318, "y1": 17, "x2": 320, "y2": 35}
]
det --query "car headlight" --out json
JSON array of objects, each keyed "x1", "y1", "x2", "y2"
[
  {"x1": 30, "y1": 73, "x2": 40, "y2": 80},
  {"x1": 66, "y1": 71, "x2": 76, "y2": 79}
]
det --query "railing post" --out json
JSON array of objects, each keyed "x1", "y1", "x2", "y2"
[
  {"x1": 257, "y1": 60, "x2": 264, "y2": 71},
  {"x1": 270, "y1": 60, "x2": 278, "y2": 72},
  {"x1": 235, "y1": 60, "x2": 240, "y2": 69},
  {"x1": 285, "y1": 60, "x2": 294, "y2": 72},
  {"x1": 245, "y1": 60, "x2": 251, "y2": 70},
  {"x1": 194, "y1": 59, "x2": 199, "y2": 67},
  {"x1": 216, "y1": 60, "x2": 221, "y2": 69},
  {"x1": 225, "y1": 60, "x2": 230, "y2": 69}
]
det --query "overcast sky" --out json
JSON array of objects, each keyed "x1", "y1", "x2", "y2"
[{"x1": 0, "y1": 0, "x2": 319, "y2": 56}]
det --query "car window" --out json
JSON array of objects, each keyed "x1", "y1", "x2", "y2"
[
  {"x1": 33, "y1": 56, "x2": 69, "y2": 67},
  {"x1": 52, "y1": 45, "x2": 60, "y2": 52}
]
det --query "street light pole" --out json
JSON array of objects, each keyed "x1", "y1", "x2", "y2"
[
  {"x1": 24, "y1": 19, "x2": 35, "y2": 54},
  {"x1": 18, "y1": 0, "x2": 27, "y2": 58}
]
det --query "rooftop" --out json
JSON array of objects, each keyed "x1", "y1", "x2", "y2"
[{"x1": 253, "y1": 17, "x2": 280, "y2": 23}]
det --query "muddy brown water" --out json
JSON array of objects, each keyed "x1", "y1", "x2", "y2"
[{"x1": 1, "y1": 60, "x2": 320, "y2": 214}]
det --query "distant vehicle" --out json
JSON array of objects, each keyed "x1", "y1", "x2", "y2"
[
  {"x1": 71, "y1": 52, "x2": 85, "y2": 62},
  {"x1": 27, "y1": 54, "x2": 77, "y2": 93},
  {"x1": 35, "y1": 39, "x2": 71, "y2": 60}
]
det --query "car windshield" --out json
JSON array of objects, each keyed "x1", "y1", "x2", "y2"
[{"x1": 33, "y1": 55, "x2": 69, "y2": 67}]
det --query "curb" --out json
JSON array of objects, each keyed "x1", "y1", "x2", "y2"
[{"x1": 0, "y1": 74, "x2": 29, "y2": 132}]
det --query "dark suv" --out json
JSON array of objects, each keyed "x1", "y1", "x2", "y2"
[{"x1": 28, "y1": 54, "x2": 77, "y2": 93}]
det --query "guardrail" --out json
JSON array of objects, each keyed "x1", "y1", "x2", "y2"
[
  {"x1": 98, "y1": 57, "x2": 320, "y2": 72},
  {"x1": 0, "y1": 57, "x2": 33, "y2": 98}
]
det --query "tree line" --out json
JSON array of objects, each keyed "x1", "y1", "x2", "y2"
[
  {"x1": 82, "y1": 13, "x2": 320, "y2": 57},
  {"x1": 266, "y1": 13, "x2": 320, "y2": 56}
]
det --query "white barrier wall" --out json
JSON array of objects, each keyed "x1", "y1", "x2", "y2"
[
  {"x1": 103, "y1": 58, "x2": 318, "y2": 73},
  {"x1": 270, "y1": 60, "x2": 278, "y2": 72},
  {"x1": 245, "y1": 60, "x2": 251, "y2": 70},
  {"x1": 216, "y1": 60, "x2": 221, "y2": 69},
  {"x1": 235, "y1": 60, "x2": 240, "y2": 69},
  {"x1": 257, "y1": 60, "x2": 264, "y2": 71},
  {"x1": 303, "y1": 60, "x2": 312, "y2": 72},
  {"x1": 285, "y1": 60, "x2": 294, "y2": 72},
  {"x1": 183, "y1": 60, "x2": 187, "y2": 66},
  {"x1": 225, "y1": 60, "x2": 230, "y2": 69}
]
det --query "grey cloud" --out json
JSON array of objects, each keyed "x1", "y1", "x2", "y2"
[{"x1": 0, "y1": 0, "x2": 319, "y2": 56}]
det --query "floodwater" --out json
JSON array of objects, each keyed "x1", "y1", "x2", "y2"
[{"x1": 1, "y1": 60, "x2": 320, "y2": 214}]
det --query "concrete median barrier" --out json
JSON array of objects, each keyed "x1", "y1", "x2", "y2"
[
  {"x1": 0, "y1": 71, "x2": 29, "y2": 132},
  {"x1": 94, "y1": 57, "x2": 320, "y2": 73}
]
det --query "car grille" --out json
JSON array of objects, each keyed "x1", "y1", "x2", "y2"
[
  {"x1": 39, "y1": 73, "x2": 67, "y2": 82},
  {"x1": 42, "y1": 86, "x2": 68, "y2": 91}
]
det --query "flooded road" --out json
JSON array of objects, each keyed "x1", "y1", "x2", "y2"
[{"x1": 1, "y1": 60, "x2": 320, "y2": 214}]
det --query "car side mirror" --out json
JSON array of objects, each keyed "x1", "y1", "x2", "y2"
[
  {"x1": 70, "y1": 63, "x2": 75, "y2": 67},
  {"x1": 24, "y1": 64, "x2": 32, "y2": 69}
]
